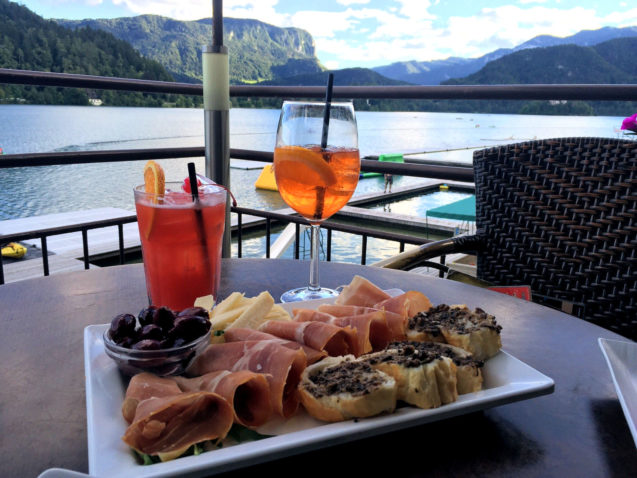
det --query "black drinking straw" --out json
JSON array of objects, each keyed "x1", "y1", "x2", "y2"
[
  {"x1": 320, "y1": 73, "x2": 334, "y2": 149},
  {"x1": 314, "y1": 73, "x2": 333, "y2": 220},
  {"x1": 188, "y1": 162, "x2": 200, "y2": 202},
  {"x1": 188, "y1": 162, "x2": 211, "y2": 265}
]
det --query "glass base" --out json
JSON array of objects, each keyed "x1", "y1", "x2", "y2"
[{"x1": 280, "y1": 286, "x2": 340, "y2": 303}]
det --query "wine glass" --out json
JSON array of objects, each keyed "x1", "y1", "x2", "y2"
[{"x1": 274, "y1": 100, "x2": 360, "y2": 302}]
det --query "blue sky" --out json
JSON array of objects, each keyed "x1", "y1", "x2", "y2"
[{"x1": 15, "y1": 1, "x2": 637, "y2": 69}]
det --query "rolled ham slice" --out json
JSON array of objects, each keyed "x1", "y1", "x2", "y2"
[
  {"x1": 188, "y1": 341, "x2": 306, "y2": 418},
  {"x1": 334, "y1": 275, "x2": 391, "y2": 307},
  {"x1": 174, "y1": 370, "x2": 272, "y2": 427},
  {"x1": 259, "y1": 319, "x2": 358, "y2": 357},
  {"x1": 318, "y1": 304, "x2": 407, "y2": 342},
  {"x1": 122, "y1": 391, "x2": 233, "y2": 458},
  {"x1": 293, "y1": 308, "x2": 391, "y2": 354},
  {"x1": 122, "y1": 372, "x2": 182, "y2": 424},
  {"x1": 223, "y1": 328, "x2": 327, "y2": 364},
  {"x1": 375, "y1": 291, "x2": 433, "y2": 320}
]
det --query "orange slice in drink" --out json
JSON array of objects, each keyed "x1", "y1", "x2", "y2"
[
  {"x1": 274, "y1": 146, "x2": 337, "y2": 187},
  {"x1": 144, "y1": 160, "x2": 165, "y2": 196},
  {"x1": 142, "y1": 160, "x2": 165, "y2": 239}
]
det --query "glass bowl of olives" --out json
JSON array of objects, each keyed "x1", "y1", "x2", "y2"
[{"x1": 103, "y1": 305, "x2": 211, "y2": 377}]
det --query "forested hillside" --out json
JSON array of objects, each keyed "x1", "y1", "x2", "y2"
[
  {"x1": 442, "y1": 38, "x2": 637, "y2": 115},
  {"x1": 0, "y1": 0, "x2": 194, "y2": 106},
  {"x1": 373, "y1": 25, "x2": 637, "y2": 85},
  {"x1": 57, "y1": 15, "x2": 324, "y2": 84}
]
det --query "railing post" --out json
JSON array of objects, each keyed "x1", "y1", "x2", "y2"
[
  {"x1": 41, "y1": 236, "x2": 49, "y2": 276},
  {"x1": 82, "y1": 229, "x2": 90, "y2": 269},
  {"x1": 203, "y1": 0, "x2": 231, "y2": 258},
  {"x1": 118, "y1": 224, "x2": 125, "y2": 265}
]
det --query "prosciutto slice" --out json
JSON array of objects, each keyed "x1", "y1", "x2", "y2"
[
  {"x1": 318, "y1": 304, "x2": 407, "y2": 341},
  {"x1": 223, "y1": 328, "x2": 327, "y2": 364},
  {"x1": 259, "y1": 319, "x2": 358, "y2": 357},
  {"x1": 122, "y1": 373, "x2": 182, "y2": 423},
  {"x1": 188, "y1": 341, "x2": 306, "y2": 418},
  {"x1": 375, "y1": 291, "x2": 432, "y2": 319},
  {"x1": 293, "y1": 308, "x2": 391, "y2": 353},
  {"x1": 122, "y1": 391, "x2": 233, "y2": 458},
  {"x1": 334, "y1": 275, "x2": 391, "y2": 307},
  {"x1": 174, "y1": 370, "x2": 272, "y2": 427}
]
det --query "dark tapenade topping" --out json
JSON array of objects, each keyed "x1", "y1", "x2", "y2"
[
  {"x1": 407, "y1": 304, "x2": 501, "y2": 335},
  {"x1": 305, "y1": 360, "x2": 385, "y2": 398},
  {"x1": 363, "y1": 342, "x2": 444, "y2": 368},
  {"x1": 387, "y1": 341, "x2": 484, "y2": 368}
]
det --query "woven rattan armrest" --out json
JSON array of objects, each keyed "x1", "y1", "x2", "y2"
[{"x1": 372, "y1": 234, "x2": 485, "y2": 271}]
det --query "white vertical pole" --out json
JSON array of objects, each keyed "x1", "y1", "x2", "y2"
[{"x1": 203, "y1": 0, "x2": 231, "y2": 257}]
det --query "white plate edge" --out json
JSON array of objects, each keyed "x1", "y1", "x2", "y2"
[{"x1": 598, "y1": 337, "x2": 637, "y2": 448}]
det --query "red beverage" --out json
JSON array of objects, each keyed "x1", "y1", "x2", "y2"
[{"x1": 134, "y1": 183, "x2": 226, "y2": 310}]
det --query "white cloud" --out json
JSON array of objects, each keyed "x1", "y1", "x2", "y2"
[
  {"x1": 111, "y1": 0, "x2": 285, "y2": 22},
  {"x1": 73, "y1": 1, "x2": 637, "y2": 67},
  {"x1": 336, "y1": 0, "x2": 370, "y2": 5}
]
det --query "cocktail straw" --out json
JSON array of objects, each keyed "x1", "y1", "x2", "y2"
[
  {"x1": 188, "y1": 162, "x2": 200, "y2": 202},
  {"x1": 321, "y1": 73, "x2": 334, "y2": 149},
  {"x1": 187, "y1": 162, "x2": 211, "y2": 269}
]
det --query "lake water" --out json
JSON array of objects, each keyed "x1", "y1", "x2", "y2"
[{"x1": 0, "y1": 105, "x2": 627, "y2": 262}]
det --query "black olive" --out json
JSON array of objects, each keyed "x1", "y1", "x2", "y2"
[
  {"x1": 169, "y1": 315, "x2": 211, "y2": 343},
  {"x1": 159, "y1": 337, "x2": 174, "y2": 349},
  {"x1": 138, "y1": 306, "x2": 157, "y2": 327},
  {"x1": 139, "y1": 324, "x2": 164, "y2": 341},
  {"x1": 109, "y1": 313, "x2": 137, "y2": 341},
  {"x1": 117, "y1": 336, "x2": 136, "y2": 349},
  {"x1": 132, "y1": 339, "x2": 161, "y2": 350},
  {"x1": 172, "y1": 337, "x2": 187, "y2": 348},
  {"x1": 152, "y1": 306, "x2": 176, "y2": 331},
  {"x1": 177, "y1": 307, "x2": 210, "y2": 320}
]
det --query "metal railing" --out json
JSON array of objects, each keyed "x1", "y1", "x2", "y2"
[
  {"x1": 1, "y1": 68, "x2": 636, "y2": 283},
  {"x1": 0, "y1": 203, "x2": 439, "y2": 284}
]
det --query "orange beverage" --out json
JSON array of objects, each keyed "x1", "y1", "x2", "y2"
[
  {"x1": 274, "y1": 145, "x2": 360, "y2": 221},
  {"x1": 134, "y1": 182, "x2": 226, "y2": 310}
]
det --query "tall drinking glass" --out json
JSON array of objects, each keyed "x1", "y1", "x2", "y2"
[
  {"x1": 274, "y1": 101, "x2": 360, "y2": 302},
  {"x1": 134, "y1": 182, "x2": 226, "y2": 310}
]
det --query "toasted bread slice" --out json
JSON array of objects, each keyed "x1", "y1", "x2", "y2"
[
  {"x1": 298, "y1": 355, "x2": 397, "y2": 422},
  {"x1": 406, "y1": 304, "x2": 502, "y2": 361},
  {"x1": 388, "y1": 341, "x2": 483, "y2": 395},
  {"x1": 362, "y1": 342, "x2": 458, "y2": 409}
]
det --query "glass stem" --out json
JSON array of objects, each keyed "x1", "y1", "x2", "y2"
[{"x1": 309, "y1": 223, "x2": 321, "y2": 291}]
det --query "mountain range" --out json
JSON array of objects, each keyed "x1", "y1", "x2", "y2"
[
  {"x1": 55, "y1": 13, "x2": 637, "y2": 88},
  {"x1": 2, "y1": 0, "x2": 637, "y2": 114},
  {"x1": 372, "y1": 26, "x2": 637, "y2": 85},
  {"x1": 57, "y1": 15, "x2": 323, "y2": 84}
]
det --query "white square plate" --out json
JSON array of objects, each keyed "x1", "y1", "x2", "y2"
[
  {"x1": 598, "y1": 337, "x2": 637, "y2": 447},
  {"x1": 85, "y1": 296, "x2": 555, "y2": 477}
]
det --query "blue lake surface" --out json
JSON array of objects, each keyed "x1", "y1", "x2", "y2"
[{"x1": 0, "y1": 105, "x2": 627, "y2": 263}]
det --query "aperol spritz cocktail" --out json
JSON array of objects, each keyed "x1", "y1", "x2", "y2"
[
  {"x1": 273, "y1": 101, "x2": 360, "y2": 302},
  {"x1": 274, "y1": 145, "x2": 360, "y2": 221}
]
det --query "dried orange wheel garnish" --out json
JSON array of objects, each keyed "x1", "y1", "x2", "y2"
[
  {"x1": 275, "y1": 146, "x2": 337, "y2": 187},
  {"x1": 144, "y1": 160, "x2": 165, "y2": 196},
  {"x1": 142, "y1": 160, "x2": 165, "y2": 240}
]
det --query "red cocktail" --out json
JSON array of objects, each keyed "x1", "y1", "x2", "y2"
[{"x1": 134, "y1": 182, "x2": 226, "y2": 310}]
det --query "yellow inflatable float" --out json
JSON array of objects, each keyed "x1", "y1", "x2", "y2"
[
  {"x1": 254, "y1": 164, "x2": 278, "y2": 191},
  {"x1": 2, "y1": 242, "x2": 27, "y2": 259}
]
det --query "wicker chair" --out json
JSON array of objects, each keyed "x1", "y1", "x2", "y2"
[{"x1": 376, "y1": 137, "x2": 637, "y2": 340}]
